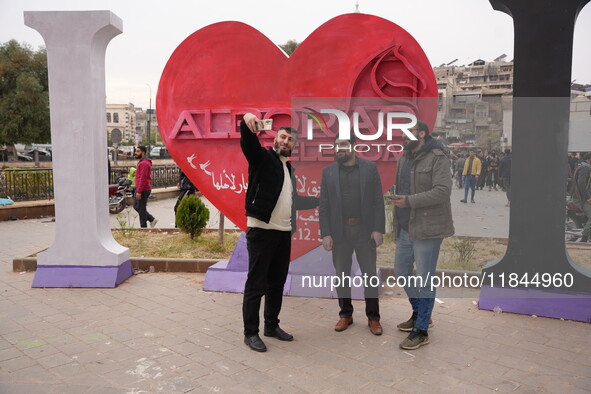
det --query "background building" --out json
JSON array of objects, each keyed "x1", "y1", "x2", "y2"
[
  {"x1": 434, "y1": 57, "x2": 590, "y2": 152},
  {"x1": 106, "y1": 103, "x2": 137, "y2": 145},
  {"x1": 106, "y1": 104, "x2": 159, "y2": 147},
  {"x1": 434, "y1": 56, "x2": 513, "y2": 150}
]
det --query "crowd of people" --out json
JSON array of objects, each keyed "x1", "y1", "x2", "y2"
[
  {"x1": 451, "y1": 148, "x2": 512, "y2": 206},
  {"x1": 452, "y1": 148, "x2": 590, "y2": 240}
]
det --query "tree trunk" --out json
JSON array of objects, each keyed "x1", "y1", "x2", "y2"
[
  {"x1": 6, "y1": 144, "x2": 17, "y2": 162},
  {"x1": 218, "y1": 213, "x2": 224, "y2": 246}
]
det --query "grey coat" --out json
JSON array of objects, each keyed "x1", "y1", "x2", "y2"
[
  {"x1": 572, "y1": 162, "x2": 591, "y2": 201},
  {"x1": 393, "y1": 146, "x2": 455, "y2": 241}
]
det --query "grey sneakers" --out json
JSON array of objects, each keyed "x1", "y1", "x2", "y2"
[
  {"x1": 400, "y1": 328, "x2": 430, "y2": 350},
  {"x1": 396, "y1": 312, "x2": 433, "y2": 332}
]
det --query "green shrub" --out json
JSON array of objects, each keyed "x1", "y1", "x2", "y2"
[
  {"x1": 451, "y1": 238, "x2": 476, "y2": 269},
  {"x1": 176, "y1": 195, "x2": 209, "y2": 240}
]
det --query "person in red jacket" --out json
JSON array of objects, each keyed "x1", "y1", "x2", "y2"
[{"x1": 133, "y1": 146, "x2": 158, "y2": 228}]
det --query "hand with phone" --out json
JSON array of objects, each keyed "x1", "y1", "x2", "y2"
[
  {"x1": 257, "y1": 119, "x2": 273, "y2": 131},
  {"x1": 243, "y1": 113, "x2": 273, "y2": 134},
  {"x1": 389, "y1": 195, "x2": 408, "y2": 208},
  {"x1": 243, "y1": 113, "x2": 259, "y2": 133}
]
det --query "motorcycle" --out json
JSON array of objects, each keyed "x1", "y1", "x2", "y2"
[
  {"x1": 565, "y1": 198, "x2": 589, "y2": 242},
  {"x1": 109, "y1": 178, "x2": 134, "y2": 214}
]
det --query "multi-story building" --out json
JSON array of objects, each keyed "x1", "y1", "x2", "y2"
[
  {"x1": 435, "y1": 57, "x2": 590, "y2": 152},
  {"x1": 105, "y1": 104, "x2": 159, "y2": 147},
  {"x1": 135, "y1": 107, "x2": 159, "y2": 145},
  {"x1": 434, "y1": 57, "x2": 514, "y2": 150},
  {"x1": 106, "y1": 103, "x2": 137, "y2": 145},
  {"x1": 135, "y1": 108, "x2": 147, "y2": 144}
]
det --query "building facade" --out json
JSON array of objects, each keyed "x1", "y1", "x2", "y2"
[
  {"x1": 106, "y1": 104, "x2": 159, "y2": 147},
  {"x1": 434, "y1": 57, "x2": 513, "y2": 150},
  {"x1": 106, "y1": 104, "x2": 137, "y2": 145}
]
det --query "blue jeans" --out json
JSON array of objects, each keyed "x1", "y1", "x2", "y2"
[
  {"x1": 394, "y1": 229, "x2": 442, "y2": 331},
  {"x1": 464, "y1": 175, "x2": 477, "y2": 201}
]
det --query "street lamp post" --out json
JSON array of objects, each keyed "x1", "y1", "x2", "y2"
[{"x1": 146, "y1": 83, "x2": 152, "y2": 156}]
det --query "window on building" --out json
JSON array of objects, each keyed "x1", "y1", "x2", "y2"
[
  {"x1": 107, "y1": 113, "x2": 111, "y2": 123},
  {"x1": 114, "y1": 113, "x2": 119, "y2": 123}
]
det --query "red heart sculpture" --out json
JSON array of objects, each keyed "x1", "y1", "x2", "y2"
[{"x1": 157, "y1": 13, "x2": 437, "y2": 259}]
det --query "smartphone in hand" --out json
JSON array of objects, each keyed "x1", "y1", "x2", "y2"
[{"x1": 256, "y1": 119, "x2": 273, "y2": 131}]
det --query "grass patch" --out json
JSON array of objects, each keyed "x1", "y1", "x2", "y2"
[
  {"x1": 112, "y1": 230, "x2": 240, "y2": 260},
  {"x1": 32, "y1": 229, "x2": 589, "y2": 271},
  {"x1": 377, "y1": 235, "x2": 591, "y2": 271}
]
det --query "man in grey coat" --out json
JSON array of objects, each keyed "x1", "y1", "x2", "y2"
[{"x1": 391, "y1": 120, "x2": 454, "y2": 350}]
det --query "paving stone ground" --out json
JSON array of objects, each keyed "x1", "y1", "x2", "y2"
[{"x1": 0, "y1": 189, "x2": 589, "y2": 393}]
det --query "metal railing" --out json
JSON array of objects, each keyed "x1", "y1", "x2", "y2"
[
  {"x1": 1, "y1": 165, "x2": 180, "y2": 202},
  {"x1": 109, "y1": 165, "x2": 180, "y2": 188},
  {"x1": 0, "y1": 168, "x2": 54, "y2": 202}
]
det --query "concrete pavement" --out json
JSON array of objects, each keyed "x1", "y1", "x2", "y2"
[
  {"x1": 1, "y1": 188, "x2": 590, "y2": 393},
  {"x1": 105, "y1": 186, "x2": 507, "y2": 237}
]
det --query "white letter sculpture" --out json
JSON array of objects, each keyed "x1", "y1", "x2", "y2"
[{"x1": 26, "y1": 11, "x2": 132, "y2": 287}]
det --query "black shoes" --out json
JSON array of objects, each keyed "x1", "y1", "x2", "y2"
[
  {"x1": 264, "y1": 326, "x2": 294, "y2": 341},
  {"x1": 245, "y1": 326, "x2": 293, "y2": 352},
  {"x1": 244, "y1": 334, "x2": 267, "y2": 352}
]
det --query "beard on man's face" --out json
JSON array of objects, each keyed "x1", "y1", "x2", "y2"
[
  {"x1": 274, "y1": 141, "x2": 292, "y2": 157},
  {"x1": 403, "y1": 137, "x2": 419, "y2": 151},
  {"x1": 336, "y1": 151, "x2": 353, "y2": 164}
]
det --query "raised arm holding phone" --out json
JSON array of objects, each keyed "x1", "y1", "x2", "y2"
[{"x1": 240, "y1": 113, "x2": 318, "y2": 352}]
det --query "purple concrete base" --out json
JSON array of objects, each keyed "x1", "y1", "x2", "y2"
[
  {"x1": 203, "y1": 232, "x2": 377, "y2": 299},
  {"x1": 479, "y1": 285, "x2": 591, "y2": 322},
  {"x1": 32, "y1": 260, "x2": 133, "y2": 288},
  {"x1": 287, "y1": 243, "x2": 375, "y2": 299},
  {"x1": 203, "y1": 260, "x2": 294, "y2": 295}
]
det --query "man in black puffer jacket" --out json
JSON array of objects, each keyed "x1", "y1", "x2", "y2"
[
  {"x1": 499, "y1": 148, "x2": 512, "y2": 207},
  {"x1": 240, "y1": 113, "x2": 318, "y2": 352}
]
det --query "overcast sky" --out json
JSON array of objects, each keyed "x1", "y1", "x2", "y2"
[{"x1": 1, "y1": 0, "x2": 590, "y2": 110}]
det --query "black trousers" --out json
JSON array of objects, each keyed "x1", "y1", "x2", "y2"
[
  {"x1": 478, "y1": 170, "x2": 487, "y2": 188},
  {"x1": 243, "y1": 227, "x2": 292, "y2": 336},
  {"x1": 133, "y1": 190, "x2": 154, "y2": 228},
  {"x1": 486, "y1": 170, "x2": 498, "y2": 187},
  {"x1": 501, "y1": 177, "x2": 511, "y2": 201},
  {"x1": 332, "y1": 224, "x2": 380, "y2": 321}
]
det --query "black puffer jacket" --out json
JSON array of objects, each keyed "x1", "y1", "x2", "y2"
[
  {"x1": 499, "y1": 154, "x2": 512, "y2": 178},
  {"x1": 240, "y1": 120, "x2": 318, "y2": 233}
]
